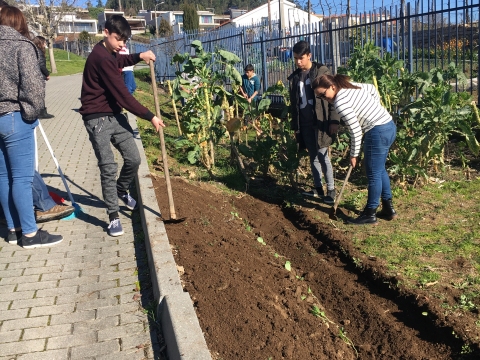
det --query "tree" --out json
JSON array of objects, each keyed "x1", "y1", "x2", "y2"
[
  {"x1": 158, "y1": 18, "x2": 172, "y2": 37},
  {"x1": 96, "y1": 0, "x2": 103, "y2": 7},
  {"x1": 182, "y1": 3, "x2": 199, "y2": 32},
  {"x1": 20, "y1": 0, "x2": 77, "y2": 74},
  {"x1": 88, "y1": 6, "x2": 104, "y2": 19},
  {"x1": 86, "y1": 0, "x2": 92, "y2": 7}
]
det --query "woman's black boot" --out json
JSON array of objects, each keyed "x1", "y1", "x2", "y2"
[
  {"x1": 347, "y1": 207, "x2": 378, "y2": 225},
  {"x1": 376, "y1": 199, "x2": 397, "y2": 220}
]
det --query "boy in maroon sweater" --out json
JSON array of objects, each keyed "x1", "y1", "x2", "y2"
[{"x1": 80, "y1": 15, "x2": 164, "y2": 236}]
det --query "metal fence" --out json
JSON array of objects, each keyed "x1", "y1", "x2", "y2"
[{"x1": 135, "y1": 1, "x2": 480, "y2": 103}]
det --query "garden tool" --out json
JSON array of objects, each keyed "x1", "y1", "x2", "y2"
[
  {"x1": 329, "y1": 165, "x2": 353, "y2": 220},
  {"x1": 37, "y1": 121, "x2": 84, "y2": 217},
  {"x1": 149, "y1": 60, "x2": 177, "y2": 220}
]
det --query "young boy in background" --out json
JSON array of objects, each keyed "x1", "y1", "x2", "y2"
[
  {"x1": 80, "y1": 15, "x2": 164, "y2": 236},
  {"x1": 240, "y1": 64, "x2": 260, "y2": 104}
]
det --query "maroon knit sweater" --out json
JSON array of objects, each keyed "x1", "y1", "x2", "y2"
[{"x1": 80, "y1": 41, "x2": 154, "y2": 121}]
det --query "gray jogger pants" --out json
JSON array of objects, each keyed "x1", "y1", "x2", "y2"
[
  {"x1": 84, "y1": 114, "x2": 140, "y2": 215},
  {"x1": 301, "y1": 126, "x2": 335, "y2": 191}
]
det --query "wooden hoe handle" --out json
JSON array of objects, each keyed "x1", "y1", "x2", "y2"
[{"x1": 149, "y1": 61, "x2": 177, "y2": 219}]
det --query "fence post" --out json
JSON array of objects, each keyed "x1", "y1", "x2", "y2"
[
  {"x1": 329, "y1": 23, "x2": 341, "y2": 74},
  {"x1": 260, "y1": 35, "x2": 268, "y2": 92},
  {"x1": 407, "y1": 2, "x2": 413, "y2": 73},
  {"x1": 240, "y1": 30, "x2": 247, "y2": 66},
  {"x1": 318, "y1": 22, "x2": 325, "y2": 65}
]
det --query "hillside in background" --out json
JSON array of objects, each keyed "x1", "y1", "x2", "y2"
[{"x1": 101, "y1": 0, "x2": 269, "y2": 15}]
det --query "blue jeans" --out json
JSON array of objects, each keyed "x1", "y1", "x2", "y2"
[
  {"x1": 363, "y1": 121, "x2": 397, "y2": 209},
  {"x1": 33, "y1": 171, "x2": 56, "y2": 211},
  {"x1": 301, "y1": 126, "x2": 334, "y2": 190},
  {"x1": 122, "y1": 71, "x2": 137, "y2": 95},
  {"x1": 0, "y1": 112, "x2": 38, "y2": 234}
]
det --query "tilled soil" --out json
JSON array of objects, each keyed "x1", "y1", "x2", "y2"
[{"x1": 153, "y1": 176, "x2": 477, "y2": 360}]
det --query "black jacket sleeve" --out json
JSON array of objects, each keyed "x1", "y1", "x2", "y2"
[{"x1": 38, "y1": 51, "x2": 49, "y2": 79}]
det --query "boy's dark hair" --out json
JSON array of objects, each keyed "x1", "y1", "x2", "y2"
[
  {"x1": 104, "y1": 15, "x2": 131, "y2": 40},
  {"x1": 292, "y1": 41, "x2": 311, "y2": 56},
  {"x1": 244, "y1": 64, "x2": 254, "y2": 72}
]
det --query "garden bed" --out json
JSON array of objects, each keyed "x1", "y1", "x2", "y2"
[{"x1": 152, "y1": 175, "x2": 480, "y2": 359}]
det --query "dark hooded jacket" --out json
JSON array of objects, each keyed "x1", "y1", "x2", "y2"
[
  {"x1": 0, "y1": 25, "x2": 44, "y2": 120},
  {"x1": 287, "y1": 61, "x2": 340, "y2": 149}
]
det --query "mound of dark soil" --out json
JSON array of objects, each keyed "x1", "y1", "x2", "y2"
[{"x1": 153, "y1": 176, "x2": 478, "y2": 360}]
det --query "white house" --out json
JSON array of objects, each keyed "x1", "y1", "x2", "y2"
[
  {"x1": 56, "y1": 13, "x2": 97, "y2": 34},
  {"x1": 98, "y1": 9, "x2": 147, "y2": 34},
  {"x1": 220, "y1": 0, "x2": 319, "y2": 30},
  {"x1": 137, "y1": 9, "x2": 226, "y2": 33}
]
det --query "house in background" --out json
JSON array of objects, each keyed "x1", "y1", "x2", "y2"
[
  {"x1": 98, "y1": 9, "x2": 146, "y2": 34},
  {"x1": 220, "y1": 0, "x2": 319, "y2": 30},
  {"x1": 137, "y1": 9, "x2": 228, "y2": 34},
  {"x1": 56, "y1": 12, "x2": 97, "y2": 34}
]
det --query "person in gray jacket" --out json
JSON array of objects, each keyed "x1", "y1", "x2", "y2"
[
  {"x1": 0, "y1": 5, "x2": 63, "y2": 248},
  {"x1": 288, "y1": 41, "x2": 340, "y2": 204}
]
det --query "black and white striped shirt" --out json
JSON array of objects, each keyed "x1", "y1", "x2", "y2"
[{"x1": 333, "y1": 83, "x2": 392, "y2": 157}]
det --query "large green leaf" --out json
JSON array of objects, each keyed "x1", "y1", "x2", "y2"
[
  {"x1": 191, "y1": 40, "x2": 203, "y2": 52},
  {"x1": 257, "y1": 98, "x2": 272, "y2": 113},
  {"x1": 225, "y1": 64, "x2": 242, "y2": 85},
  {"x1": 218, "y1": 49, "x2": 241, "y2": 64}
]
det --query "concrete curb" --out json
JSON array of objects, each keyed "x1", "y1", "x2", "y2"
[{"x1": 130, "y1": 116, "x2": 212, "y2": 360}]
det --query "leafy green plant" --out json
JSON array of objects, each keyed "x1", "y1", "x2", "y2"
[
  {"x1": 392, "y1": 63, "x2": 479, "y2": 180},
  {"x1": 338, "y1": 327, "x2": 358, "y2": 358},
  {"x1": 339, "y1": 43, "x2": 479, "y2": 182},
  {"x1": 172, "y1": 41, "x2": 242, "y2": 172},
  {"x1": 310, "y1": 305, "x2": 334, "y2": 324},
  {"x1": 238, "y1": 81, "x2": 300, "y2": 187}
]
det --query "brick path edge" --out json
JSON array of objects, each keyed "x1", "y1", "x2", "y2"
[{"x1": 130, "y1": 116, "x2": 212, "y2": 360}]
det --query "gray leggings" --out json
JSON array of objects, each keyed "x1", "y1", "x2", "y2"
[
  {"x1": 84, "y1": 114, "x2": 141, "y2": 215},
  {"x1": 301, "y1": 127, "x2": 335, "y2": 190}
]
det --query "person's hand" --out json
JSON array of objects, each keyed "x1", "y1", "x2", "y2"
[
  {"x1": 140, "y1": 50, "x2": 156, "y2": 64},
  {"x1": 46, "y1": 76, "x2": 50, "y2": 81},
  {"x1": 151, "y1": 116, "x2": 165, "y2": 131},
  {"x1": 350, "y1": 156, "x2": 357, "y2": 168},
  {"x1": 329, "y1": 123, "x2": 339, "y2": 134},
  {"x1": 247, "y1": 97, "x2": 252, "y2": 103}
]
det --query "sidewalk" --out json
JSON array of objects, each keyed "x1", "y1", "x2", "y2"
[{"x1": 0, "y1": 74, "x2": 157, "y2": 360}]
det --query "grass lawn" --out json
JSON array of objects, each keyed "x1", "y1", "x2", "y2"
[
  {"x1": 46, "y1": 49, "x2": 86, "y2": 76},
  {"x1": 134, "y1": 73, "x2": 480, "y2": 320}
]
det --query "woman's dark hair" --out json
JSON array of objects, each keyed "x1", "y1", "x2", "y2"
[
  {"x1": 311, "y1": 74, "x2": 361, "y2": 91},
  {"x1": 244, "y1": 64, "x2": 254, "y2": 72},
  {"x1": 292, "y1": 40, "x2": 310, "y2": 56},
  {"x1": 105, "y1": 15, "x2": 131, "y2": 40},
  {"x1": 0, "y1": 5, "x2": 31, "y2": 39},
  {"x1": 0, "y1": 0, "x2": 10, "y2": 8},
  {"x1": 33, "y1": 36, "x2": 46, "y2": 55}
]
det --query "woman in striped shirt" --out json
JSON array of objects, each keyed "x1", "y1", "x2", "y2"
[{"x1": 311, "y1": 74, "x2": 397, "y2": 225}]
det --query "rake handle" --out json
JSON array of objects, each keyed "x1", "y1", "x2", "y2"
[
  {"x1": 332, "y1": 165, "x2": 353, "y2": 213},
  {"x1": 149, "y1": 61, "x2": 177, "y2": 219}
]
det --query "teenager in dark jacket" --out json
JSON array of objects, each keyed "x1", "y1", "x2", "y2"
[
  {"x1": 288, "y1": 41, "x2": 340, "y2": 204},
  {"x1": 33, "y1": 36, "x2": 54, "y2": 119},
  {"x1": 80, "y1": 15, "x2": 164, "y2": 237}
]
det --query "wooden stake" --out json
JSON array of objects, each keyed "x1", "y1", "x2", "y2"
[
  {"x1": 166, "y1": 80, "x2": 182, "y2": 135},
  {"x1": 149, "y1": 61, "x2": 177, "y2": 219}
]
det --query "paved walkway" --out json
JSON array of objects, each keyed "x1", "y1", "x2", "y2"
[{"x1": 0, "y1": 74, "x2": 156, "y2": 359}]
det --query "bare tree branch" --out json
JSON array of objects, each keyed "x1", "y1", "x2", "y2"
[{"x1": 19, "y1": 0, "x2": 77, "y2": 73}]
